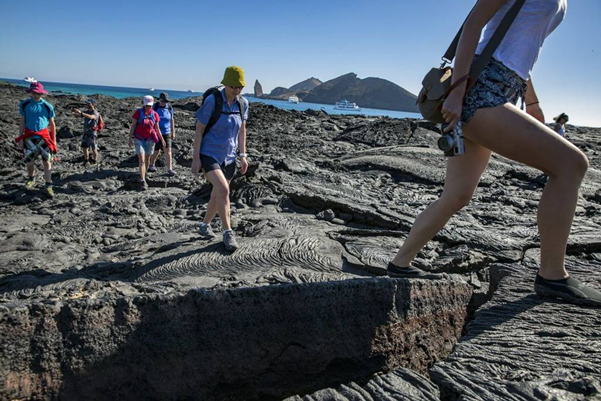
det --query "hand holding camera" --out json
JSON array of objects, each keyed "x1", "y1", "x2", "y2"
[{"x1": 438, "y1": 122, "x2": 465, "y2": 157}]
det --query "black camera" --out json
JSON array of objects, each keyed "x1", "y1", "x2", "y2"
[{"x1": 438, "y1": 123, "x2": 465, "y2": 157}]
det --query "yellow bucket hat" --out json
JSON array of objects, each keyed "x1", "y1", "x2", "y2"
[{"x1": 221, "y1": 66, "x2": 246, "y2": 87}]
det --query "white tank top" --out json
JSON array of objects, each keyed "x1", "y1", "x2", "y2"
[{"x1": 476, "y1": 0, "x2": 567, "y2": 80}]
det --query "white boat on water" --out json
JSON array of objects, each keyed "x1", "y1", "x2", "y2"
[
  {"x1": 288, "y1": 96, "x2": 299, "y2": 104},
  {"x1": 149, "y1": 87, "x2": 155, "y2": 92},
  {"x1": 24, "y1": 76, "x2": 37, "y2": 83},
  {"x1": 334, "y1": 99, "x2": 361, "y2": 111}
]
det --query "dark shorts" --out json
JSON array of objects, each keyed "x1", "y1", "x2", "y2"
[
  {"x1": 461, "y1": 57, "x2": 527, "y2": 124},
  {"x1": 23, "y1": 136, "x2": 54, "y2": 163},
  {"x1": 200, "y1": 154, "x2": 235, "y2": 180},
  {"x1": 156, "y1": 134, "x2": 172, "y2": 151},
  {"x1": 81, "y1": 131, "x2": 97, "y2": 149}
]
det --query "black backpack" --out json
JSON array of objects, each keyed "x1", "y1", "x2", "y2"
[
  {"x1": 21, "y1": 99, "x2": 52, "y2": 116},
  {"x1": 152, "y1": 102, "x2": 173, "y2": 116},
  {"x1": 201, "y1": 87, "x2": 245, "y2": 135}
]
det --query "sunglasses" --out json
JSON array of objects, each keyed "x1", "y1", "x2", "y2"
[{"x1": 229, "y1": 86, "x2": 244, "y2": 90}]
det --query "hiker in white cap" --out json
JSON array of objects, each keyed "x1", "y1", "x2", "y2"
[{"x1": 128, "y1": 95, "x2": 165, "y2": 188}]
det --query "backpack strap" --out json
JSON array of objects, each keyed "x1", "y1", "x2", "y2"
[
  {"x1": 204, "y1": 88, "x2": 223, "y2": 135},
  {"x1": 237, "y1": 96, "x2": 245, "y2": 123}
]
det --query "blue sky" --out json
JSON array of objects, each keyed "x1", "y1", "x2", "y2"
[{"x1": 1, "y1": 0, "x2": 600, "y2": 126}]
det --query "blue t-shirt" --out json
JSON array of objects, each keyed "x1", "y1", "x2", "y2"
[
  {"x1": 154, "y1": 104, "x2": 173, "y2": 135},
  {"x1": 19, "y1": 98, "x2": 55, "y2": 131},
  {"x1": 195, "y1": 89, "x2": 248, "y2": 166}
]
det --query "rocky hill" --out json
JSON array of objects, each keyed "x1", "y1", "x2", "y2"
[
  {"x1": 301, "y1": 73, "x2": 419, "y2": 112},
  {"x1": 288, "y1": 77, "x2": 322, "y2": 92}
]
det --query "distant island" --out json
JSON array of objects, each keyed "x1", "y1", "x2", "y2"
[{"x1": 254, "y1": 74, "x2": 418, "y2": 113}]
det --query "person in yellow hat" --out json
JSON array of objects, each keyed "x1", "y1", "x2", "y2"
[{"x1": 191, "y1": 66, "x2": 249, "y2": 251}]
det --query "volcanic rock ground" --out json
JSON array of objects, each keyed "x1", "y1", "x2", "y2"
[{"x1": 0, "y1": 82, "x2": 600, "y2": 400}]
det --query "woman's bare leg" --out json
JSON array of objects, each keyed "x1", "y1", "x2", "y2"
[
  {"x1": 204, "y1": 170, "x2": 231, "y2": 230},
  {"x1": 459, "y1": 104, "x2": 588, "y2": 279},
  {"x1": 392, "y1": 138, "x2": 492, "y2": 267}
]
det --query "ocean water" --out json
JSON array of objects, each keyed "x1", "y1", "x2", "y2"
[{"x1": 2, "y1": 78, "x2": 422, "y2": 120}]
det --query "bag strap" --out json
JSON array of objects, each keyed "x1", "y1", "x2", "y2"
[{"x1": 443, "y1": 0, "x2": 526, "y2": 79}]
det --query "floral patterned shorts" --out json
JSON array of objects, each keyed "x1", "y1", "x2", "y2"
[{"x1": 461, "y1": 57, "x2": 527, "y2": 124}]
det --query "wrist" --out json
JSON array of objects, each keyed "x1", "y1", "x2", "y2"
[{"x1": 239, "y1": 152, "x2": 248, "y2": 158}]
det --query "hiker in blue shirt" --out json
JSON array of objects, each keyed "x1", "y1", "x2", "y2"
[
  {"x1": 192, "y1": 66, "x2": 249, "y2": 251},
  {"x1": 15, "y1": 82, "x2": 57, "y2": 197},
  {"x1": 149, "y1": 92, "x2": 176, "y2": 176}
]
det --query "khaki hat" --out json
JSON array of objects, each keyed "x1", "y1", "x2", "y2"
[{"x1": 221, "y1": 66, "x2": 246, "y2": 87}]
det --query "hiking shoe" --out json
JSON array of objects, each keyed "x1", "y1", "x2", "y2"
[
  {"x1": 535, "y1": 274, "x2": 601, "y2": 307},
  {"x1": 139, "y1": 178, "x2": 148, "y2": 190},
  {"x1": 168, "y1": 169, "x2": 176, "y2": 177},
  {"x1": 25, "y1": 178, "x2": 35, "y2": 189},
  {"x1": 223, "y1": 230, "x2": 239, "y2": 251},
  {"x1": 43, "y1": 185, "x2": 55, "y2": 198},
  {"x1": 198, "y1": 223, "x2": 216, "y2": 239},
  {"x1": 387, "y1": 262, "x2": 441, "y2": 279},
  {"x1": 148, "y1": 165, "x2": 157, "y2": 172},
  {"x1": 90, "y1": 159, "x2": 97, "y2": 165},
  {"x1": 83, "y1": 159, "x2": 89, "y2": 167}
]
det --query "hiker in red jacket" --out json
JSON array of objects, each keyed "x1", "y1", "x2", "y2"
[
  {"x1": 129, "y1": 95, "x2": 165, "y2": 189},
  {"x1": 15, "y1": 82, "x2": 57, "y2": 197}
]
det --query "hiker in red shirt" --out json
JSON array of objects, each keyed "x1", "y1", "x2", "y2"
[
  {"x1": 128, "y1": 95, "x2": 165, "y2": 189},
  {"x1": 15, "y1": 82, "x2": 57, "y2": 197}
]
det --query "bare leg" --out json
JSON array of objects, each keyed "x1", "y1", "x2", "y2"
[
  {"x1": 204, "y1": 170, "x2": 231, "y2": 230},
  {"x1": 26, "y1": 162, "x2": 35, "y2": 178},
  {"x1": 165, "y1": 148, "x2": 173, "y2": 170},
  {"x1": 83, "y1": 147, "x2": 89, "y2": 161},
  {"x1": 203, "y1": 176, "x2": 232, "y2": 225},
  {"x1": 41, "y1": 160, "x2": 52, "y2": 184},
  {"x1": 392, "y1": 138, "x2": 491, "y2": 267},
  {"x1": 461, "y1": 104, "x2": 588, "y2": 279},
  {"x1": 394, "y1": 103, "x2": 587, "y2": 281},
  {"x1": 150, "y1": 149, "x2": 160, "y2": 166},
  {"x1": 138, "y1": 153, "x2": 146, "y2": 180},
  {"x1": 93, "y1": 147, "x2": 98, "y2": 161}
]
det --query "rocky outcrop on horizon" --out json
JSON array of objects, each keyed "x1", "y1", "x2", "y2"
[
  {"x1": 301, "y1": 72, "x2": 419, "y2": 112},
  {"x1": 254, "y1": 79, "x2": 263, "y2": 97},
  {"x1": 0, "y1": 81, "x2": 600, "y2": 400},
  {"x1": 269, "y1": 86, "x2": 291, "y2": 97},
  {"x1": 288, "y1": 77, "x2": 322, "y2": 92}
]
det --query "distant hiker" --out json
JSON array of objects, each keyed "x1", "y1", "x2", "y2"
[
  {"x1": 72, "y1": 98, "x2": 100, "y2": 166},
  {"x1": 191, "y1": 66, "x2": 249, "y2": 251},
  {"x1": 389, "y1": 0, "x2": 601, "y2": 306},
  {"x1": 148, "y1": 92, "x2": 176, "y2": 176},
  {"x1": 553, "y1": 113, "x2": 569, "y2": 137},
  {"x1": 129, "y1": 95, "x2": 165, "y2": 188},
  {"x1": 15, "y1": 82, "x2": 57, "y2": 197}
]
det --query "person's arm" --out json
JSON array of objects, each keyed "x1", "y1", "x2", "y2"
[
  {"x1": 171, "y1": 115, "x2": 176, "y2": 139},
  {"x1": 156, "y1": 117, "x2": 165, "y2": 146},
  {"x1": 18, "y1": 116, "x2": 25, "y2": 149},
  {"x1": 441, "y1": 0, "x2": 507, "y2": 131},
  {"x1": 524, "y1": 79, "x2": 545, "y2": 123},
  {"x1": 129, "y1": 117, "x2": 137, "y2": 148},
  {"x1": 238, "y1": 121, "x2": 248, "y2": 174},
  {"x1": 49, "y1": 118, "x2": 56, "y2": 146},
  {"x1": 191, "y1": 121, "x2": 206, "y2": 176},
  {"x1": 79, "y1": 110, "x2": 97, "y2": 119}
]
